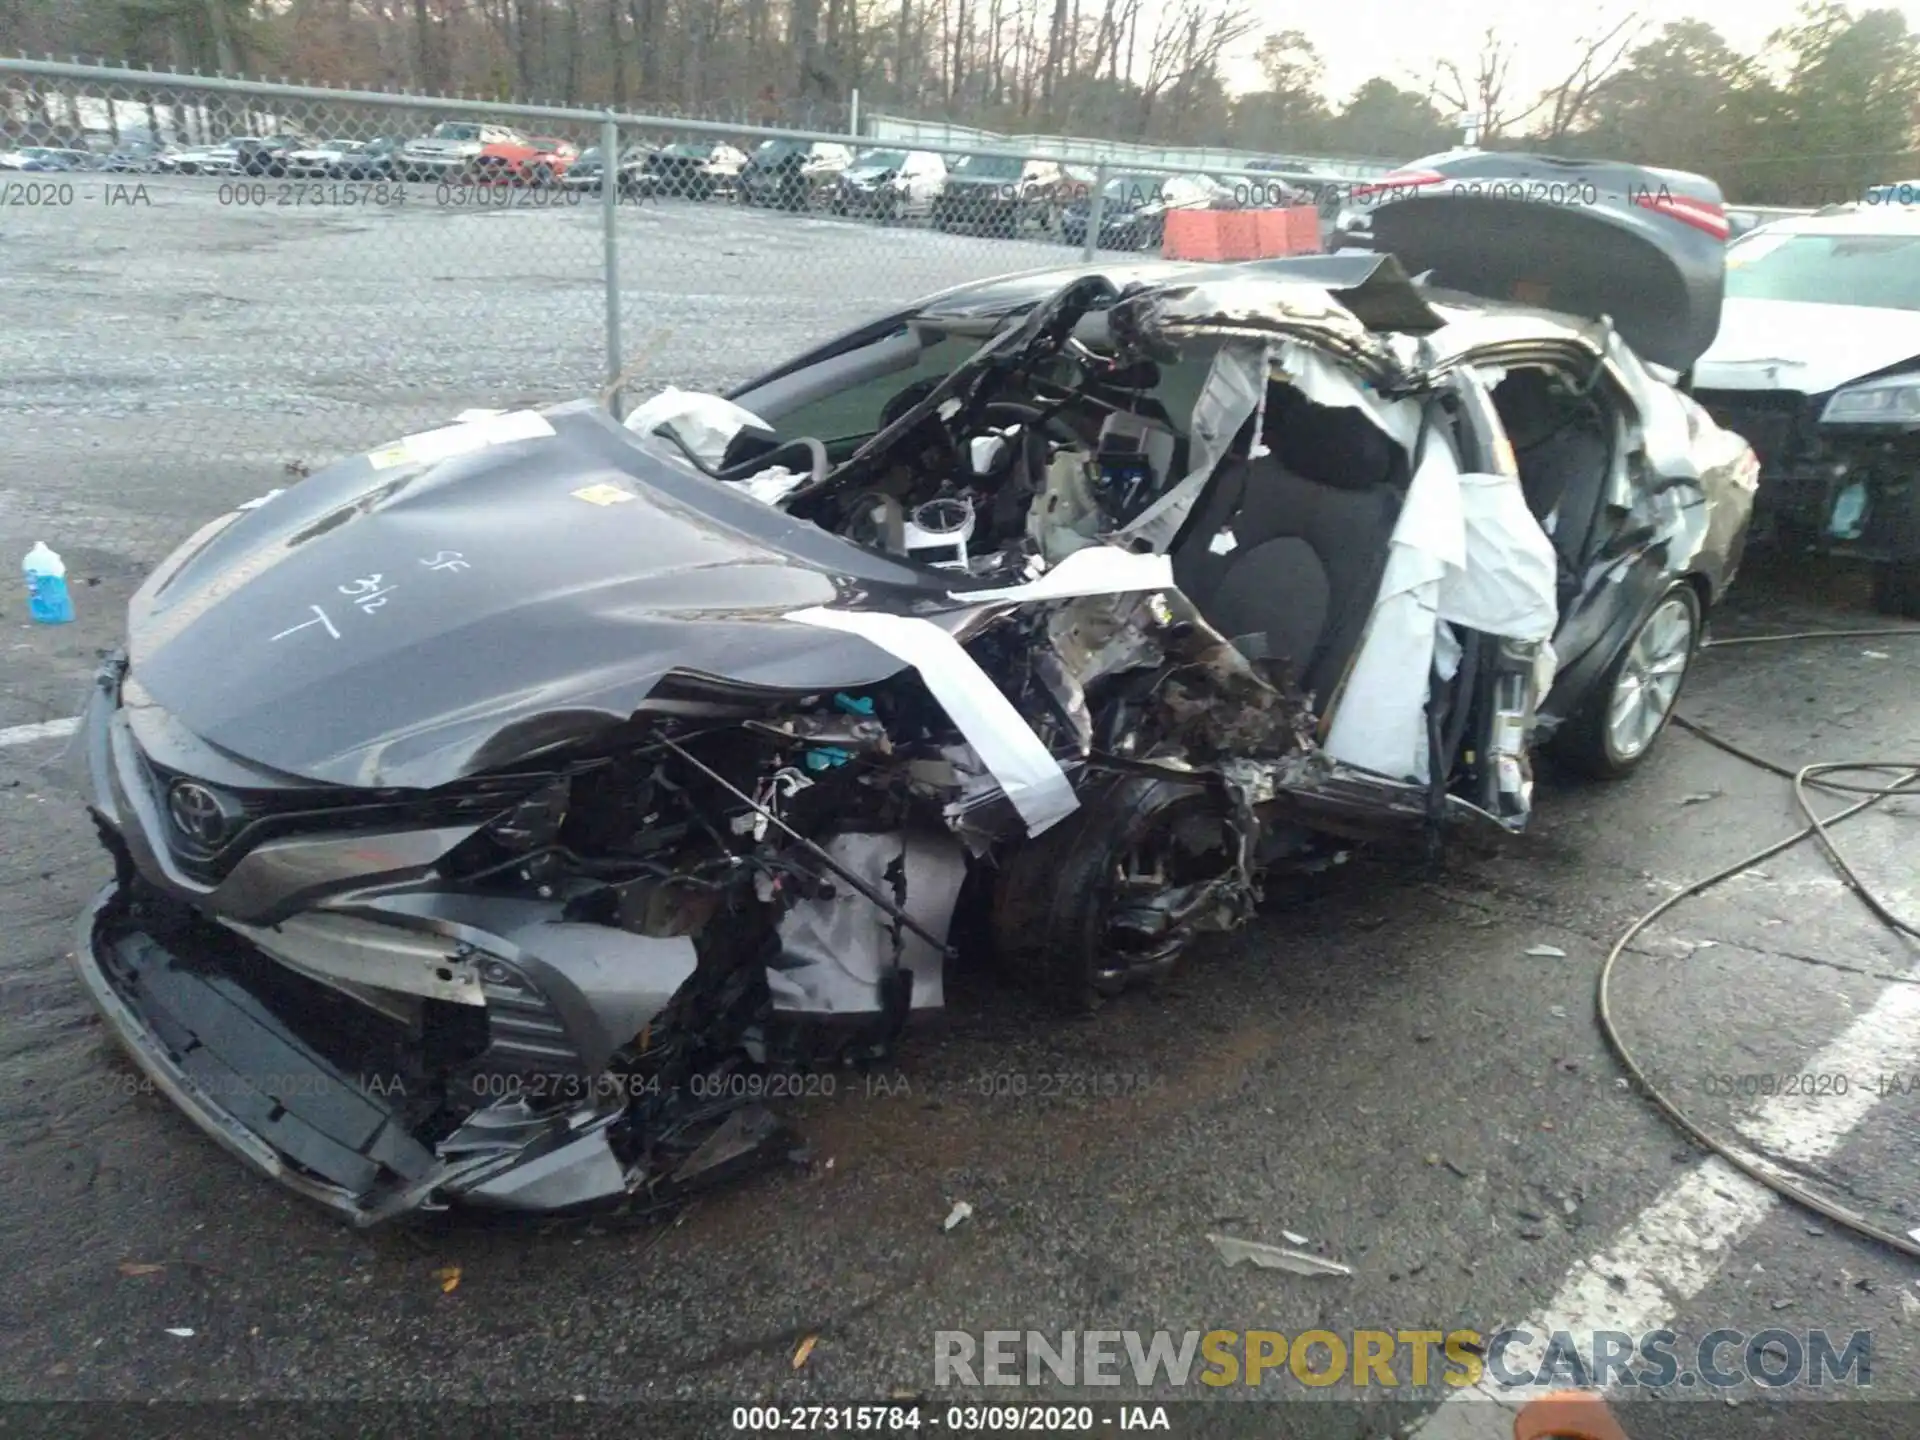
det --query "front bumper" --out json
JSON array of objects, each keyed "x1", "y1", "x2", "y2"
[
  {"x1": 933, "y1": 193, "x2": 1025, "y2": 230},
  {"x1": 1697, "y1": 391, "x2": 1920, "y2": 561},
  {"x1": 401, "y1": 155, "x2": 474, "y2": 180},
  {"x1": 835, "y1": 186, "x2": 898, "y2": 214},
  {"x1": 69, "y1": 667, "x2": 693, "y2": 1224},
  {"x1": 1746, "y1": 453, "x2": 1918, "y2": 561}
]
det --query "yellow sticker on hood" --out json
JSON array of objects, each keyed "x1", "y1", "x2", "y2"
[{"x1": 571, "y1": 482, "x2": 637, "y2": 505}]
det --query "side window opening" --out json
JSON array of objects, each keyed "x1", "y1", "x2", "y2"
[{"x1": 1487, "y1": 364, "x2": 1620, "y2": 576}]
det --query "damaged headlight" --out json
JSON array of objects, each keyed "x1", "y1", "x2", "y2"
[{"x1": 1822, "y1": 376, "x2": 1920, "y2": 424}]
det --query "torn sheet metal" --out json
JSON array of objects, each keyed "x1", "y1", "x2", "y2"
[
  {"x1": 1606, "y1": 331, "x2": 1700, "y2": 479},
  {"x1": 783, "y1": 607, "x2": 1079, "y2": 835},
  {"x1": 1118, "y1": 338, "x2": 1423, "y2": 555},
  {"x1": 769, "y1": 831, "x2": 968, "y2": 1014},
  {"x1": 1110, "y1": 278, "x2": 1401, "y2": 373},
  {"x1": 1207, "y1": 1233, "x2": 1353, "y2": 1277},
  {"x1": 366, "y1": 410, "x2": 554, "y2": 471},
  {"x1": 955, "y1": 545, "x2": 1173, "y2": 603}
]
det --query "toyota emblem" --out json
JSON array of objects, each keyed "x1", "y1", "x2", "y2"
[{"x1": 167, "y1": 781, "x2": 234, "y2": 849}]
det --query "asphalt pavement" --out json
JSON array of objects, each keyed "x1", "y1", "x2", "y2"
[{"x1": 1, "y1": 175, "x2": 1918, "y2": 1436}]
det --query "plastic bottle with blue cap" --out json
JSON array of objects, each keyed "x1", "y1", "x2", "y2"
[{"x1": 23, "y1": 542, "x2": 75, "y2": 624}]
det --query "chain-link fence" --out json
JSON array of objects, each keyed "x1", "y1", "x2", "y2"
[{"x1": 1, "y1": 57, "x2": 1361, "y2": 583}]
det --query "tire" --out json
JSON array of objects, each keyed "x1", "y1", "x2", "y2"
[
  {"x1": 991, "y1": 776, "x2": 1241, "y2": 1014},
  {"x1": 529, "y1": 163, "x2": 553, "y2": 188},
  {"x1": 1554, "y1": 581, "x2": 1702, "y2": 779},
  {"x1": 1871, "y1": 561, "x2": 1920, "y2": 618}
]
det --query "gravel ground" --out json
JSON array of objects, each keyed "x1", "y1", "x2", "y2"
[{"x1": 2, "y1": 181, "x2": 1919, "y2": 1436}]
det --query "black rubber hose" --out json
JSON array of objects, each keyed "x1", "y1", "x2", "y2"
[
  {"x1": 1598, "y1": 625, "x2": 1920, "y2": 1259},
  {"x1": 652, "y1": 426, "x2": 829, "y2": 488}
]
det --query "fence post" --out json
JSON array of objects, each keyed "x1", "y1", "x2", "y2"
[
  {"x1": 849, "y1": 87, "x2": 859, "y2": 140},
  {"x1": 601, "y1": 112, "x2": 624, "y2": 417},
  {"x1": 1082, "y1": 161, "x2": 1108, "y2": 263}
]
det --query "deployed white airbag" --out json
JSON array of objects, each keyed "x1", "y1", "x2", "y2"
[{"x1": 1323, "y1": 420, "x2": 1558, "y2": 783}]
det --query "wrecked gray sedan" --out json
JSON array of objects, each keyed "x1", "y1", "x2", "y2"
[{"x1": 72, "y1": 197, "x2": 1758, "y2": 1225}]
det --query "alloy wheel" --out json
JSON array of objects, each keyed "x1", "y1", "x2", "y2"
[{"x1": 1605, "y1": 593, "x2": 1696, "y2": 762}]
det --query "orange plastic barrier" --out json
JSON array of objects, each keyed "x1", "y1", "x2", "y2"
[
  {"x1": 1163, "y1": 204, "x2": 1324, "y2": 261},
  {"x1": 1253, "y1": 208, "x2": 1291, "y2": 254},
  {"x1": 1285, "y1": 203, "x2": 1323, "y2": 254},
  {"x1": 1162, "y1": 208, "x2": 1226, "y2": 260},
  {"x1": 1513, "y1": 1390, "x2": 1631, "y2": 1440},
  {"x1": 1214, "y1": 210, "x2": 1262, "y2": 261}
]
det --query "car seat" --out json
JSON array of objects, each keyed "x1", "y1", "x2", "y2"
[{"x1": 1170, "y1": 388, "x2": 1410, "y2": 707}]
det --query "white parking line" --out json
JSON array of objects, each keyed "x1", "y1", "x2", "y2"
[
  {"x1": 1411, "y1": 978, "x2": 1920, "y2": 1434},
  {"x1": 0, "y1": 716, "x2": 79, "y2": 748}
]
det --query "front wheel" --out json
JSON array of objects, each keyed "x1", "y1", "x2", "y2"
[
  {"x1": 1554, "y1": 581, "x2": 1702, "y2": 779},
  {"x1": 991, "y1": 777, "x2": 1243, "y2": 1013},
  {"x1": 1871, "y1": 560, "x2": 1920, "y2": 618}
]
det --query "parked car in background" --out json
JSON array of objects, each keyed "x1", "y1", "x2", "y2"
[
  {"x1": 562, "y1": 144, "x2": 657, "y2": 195},
  {"x1": 1725, "y1": 205, "x2": 1813, "y2": 238},
  {"x1": 830, "y1": 147, "x2": 946, "y2": 220},
  {"x1": 471, "y1": 134, "x2": 579, "y2": 186},
  {"x1": 645, "y1": 140, "x2": 748, "y2": 200},
  {"x1": 102, "y1": 139, "x2": 168, "y2": 172},
  {"x1": 156, "y1": 135, "x2": 248, "y2": 175},
  {"x1": 333, "y1": 137, "x2": 403, "y2": 180},
  {"x1": 738, "y1": 139, "x2": 854, "y2": 210},
  {"x1": 931, "y1": 153, "x2": 1072, "y2": 235},
  {"x1": 1060, "y1": 171, "x2": 1224, "y2": 250},
  {"x1": 236, "y1": 132, "x2": 319, "y2": 177},
  {"x1": 1693, "y1": 204, "x2": 1920, "y2": 615},
  {"x1": 284, "y1": 137, "x2": 360, "y2": 178},
  {"x1": 398, "y1": 122, "x2": 528, "y2": 182},
  {"x1": 0, "y1": 146, "x2": 87, "y2": 171}
]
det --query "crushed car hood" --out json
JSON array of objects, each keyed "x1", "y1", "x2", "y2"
[
  {"x1": 1694, "y1": 298, "x2": 1920, "y2": 395},
  {"x1": 125, "y1": 403, "x2": 983, "y2": 790}
]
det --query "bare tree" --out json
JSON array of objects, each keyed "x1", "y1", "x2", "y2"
[
  {"x1": 1431, "y1": 27, "x2": 1543, "y2": 140},
  {"x1": 1433, "y1": 13, "x2": 1645, "y2": 143},
  {"x1": 1538, "y1": 12, "x2": 1645, "y2": 139},
  {"x1": 1134, "y1": 0, "x2": 1253, "y2": 131}
]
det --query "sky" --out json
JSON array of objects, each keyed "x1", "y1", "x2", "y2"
[{"x1": 1224, "y1": 0, "x2": 1920, "y2": 107}]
